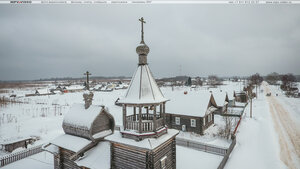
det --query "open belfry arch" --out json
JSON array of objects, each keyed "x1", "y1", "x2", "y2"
[{"x1": 118, "y1": 17, "x2": 169, "y2": 141}]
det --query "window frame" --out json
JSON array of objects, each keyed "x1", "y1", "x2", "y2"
[
  {"x1": 175, "y1": 117, "x2": 180, "y2": 125},
  {"x1": 160, "y1": 155, "x2": 167, "y2": 169},
  {"x1": 190, "y1": 119, "x2": 196, "y2": 127}
]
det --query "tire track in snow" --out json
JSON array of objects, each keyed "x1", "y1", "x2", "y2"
[{"x1": 264, "y1": 83, "x2": 300, "y2": 169}]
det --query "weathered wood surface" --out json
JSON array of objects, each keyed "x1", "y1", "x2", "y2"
[
  {"x1": 58, "y1": 148, "x2": 81, "y2": 169},
  {"x1": 111, "y1": 136, "x2": 176, "y2": 169},
  {"x1": 165, "y1": 113, "x2": 214, "y2": 135},
  {"x1": 0, "y1": 144, "x2": 43, "y2": 167},
  {"x1": 125, "y1": 113, "x2": 164, "y2": 133}
]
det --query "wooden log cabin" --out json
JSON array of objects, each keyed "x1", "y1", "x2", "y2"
[
  {"x1": 164, "y1": 90, "x2": 218, "y2": 135},
  {"x1": 212, "y1": 91, "x2": 229, "y2": 115},
  {"x1": 43, "y1": 93, "x2": 115, "y2": 169}
]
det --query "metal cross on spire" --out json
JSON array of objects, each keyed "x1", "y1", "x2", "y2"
[
  {"x1": 84, "y1": 71, "x2": 92, "y2": 90},
  {"x1": 139, "y1": 17, "x2": 146, "y2": 44}
]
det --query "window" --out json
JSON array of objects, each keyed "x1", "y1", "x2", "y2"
[
  {"x1": 208, "y1": 114, "x2": 211, "y2": 122},
  {"x1": 203, "y1": 118, "x2": 206, "y2": 126},
  {"x1": 191, "y1": 119, "x2": 196, "y2": 127},
  {"x1": 175, "y1": 117, "x2": 180, "y2": 125},
  {"x1": 160, "y1": 155, "x2": 167, "y2": 169}
]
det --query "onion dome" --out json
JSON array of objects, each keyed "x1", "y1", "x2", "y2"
[{"x1": 136, "y1": 42, "x2": 150, "y2": 56}]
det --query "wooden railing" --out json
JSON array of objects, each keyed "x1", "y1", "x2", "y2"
[
  {"x1": 0, "y1": 144, "x2": 43, "y2": 167},
  {"x1": 126, "y1": 113, "x2": 161, "y2": 121},
  {"x1": 125, "y1": 117, "x2": 164, "y2": 133}
]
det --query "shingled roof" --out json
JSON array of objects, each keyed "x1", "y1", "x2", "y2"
[{"x1": 118, "y1": 65, "x2": 168, "y2": 105}]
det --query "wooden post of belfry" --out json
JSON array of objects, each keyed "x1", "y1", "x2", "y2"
[
  {"x1": 160, "y1": 104, "x2": 163, "y2": 118},
  {"x1": 133, "y1": 106, "x2": 136, "y2": 121},
  {"x1": 139, "y1": 106, "x2": 142, "y2": 133},
  {"x1": 153, "y1": 105, "x2": 157, "y2": 132},
  {"x1": 84, "y1": 71, "x2": 91, "y2": 90},
  {"x1": 162, "y1": 102, "x2": 166, "y2": 126},
  {"x1": 123, "y1": 105, "x2": 127, "y2": 130},
  {"x1": 146, "y1": 107, "x2": 149, "y2": 120}
]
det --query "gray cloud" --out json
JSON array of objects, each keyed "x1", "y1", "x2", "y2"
[{"x1": 0, "y1": 5, "x2": 299, "y2": 80}]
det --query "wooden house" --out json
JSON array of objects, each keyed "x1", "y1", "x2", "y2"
[
  {"x1": 164, "y1": 90, "x2": 218, "y2": 135},
  {"x1": 212, "y1": 91, "x2": 229, "y2": 114},
  {"x1": 43, "y1": 95, "x2": 115, "y2": 169},
  {"x1": 235, "y1": 91, "x2": 248, "y2": 103}
]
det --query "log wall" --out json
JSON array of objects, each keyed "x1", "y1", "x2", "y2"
[{"x1": 111, "y1": 136, "x2": 176, "y2": 169}]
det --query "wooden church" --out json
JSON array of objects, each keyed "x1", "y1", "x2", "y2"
[
  {"x1": 106, "y1": 17, "x2": 178, "y2": 169},
  {"x1": 43, "y1": 17, "x2": 178, "y2": 169}
]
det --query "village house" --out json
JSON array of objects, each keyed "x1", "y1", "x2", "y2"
[
  {"x1": 164, "y1": 90, "x2": 218, "y2": 135},
  {"x1": 212, "y1": 91, "x2": 229, "y2": 114}
]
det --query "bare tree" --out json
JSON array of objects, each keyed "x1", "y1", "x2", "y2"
[
  {"x1": 266, "y1": 72, "x2": 279, "y2": 85},
  {"x1": 249, "y1": 73, "x2": 263, "y2": 98}
]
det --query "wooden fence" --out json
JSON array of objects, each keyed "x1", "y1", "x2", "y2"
[
  {"x1": 176, "y1": 138, "x2": 228, "y2": 156},
  {"x1": 217, "y1": 137, "x2": 237, "y2": 169},
  {"x1": 0, "y1": 144, "x2": 43, "y2": 167}
]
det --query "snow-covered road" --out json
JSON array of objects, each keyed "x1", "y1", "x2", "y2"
[
  {"x1": 225, "y1": 83, "x2": 286, "y2": 169},
  {"x1": 264, "y1": 82, "x2": 300, "y2": 169}
]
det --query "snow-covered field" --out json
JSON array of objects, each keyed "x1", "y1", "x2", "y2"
[
  {"x1": 2, "y1": 80, "x2": 298, "y2": 169},
  {"x1": 0, "y1": 82, "x2": 241, "y2": 148}
]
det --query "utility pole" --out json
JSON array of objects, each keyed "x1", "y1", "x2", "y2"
[{"x1": 250, "y1": 95, "x2": 252, "y2": 118}]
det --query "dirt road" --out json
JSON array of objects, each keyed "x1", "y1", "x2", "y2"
[{"x1": 263, "y1": 82, "x2": 300, "y2": 169}]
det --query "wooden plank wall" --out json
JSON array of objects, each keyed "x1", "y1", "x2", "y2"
[{"x1": 111, "y1": 143, "x2": 148, "y2": 169}]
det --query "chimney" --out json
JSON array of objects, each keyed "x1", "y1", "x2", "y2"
[{"x1": 83, "y1": 92, "x2": 94, "y2": 109}]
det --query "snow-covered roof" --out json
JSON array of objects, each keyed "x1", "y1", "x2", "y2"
[
  {"x1": 105, "y1": 129, "x2": 179, "y2": 150},
  {"x1": 212, "y1": 91, "x2": 228, "y2": 107},
  {"x1": 235, "y1": 102, "x2": 247, "y2": 107},
  {"x1": 50, "y1": 134, "x2": 92, "y2": 153},
  {"x1": 42, "y1": 144, "x2": 59, "y2": 155},
  {"x1": 75, "y1": 141, "x2": 110, "y2": 169},
  {"x1": 227, "y1": 90, "x2": 235, "y2": 100},
  {"x1": 118, "y1": 65, "x2": 168, "y2": 105},
  {"x1": 66, "y1": 85, "x2": 85, "y2": 90},
  {"x1": 63, "y1": 104, "x2": 101, "y2": 130},
  {"x1": 164, "y1": 90, "x2": 216, "y2": 117}
]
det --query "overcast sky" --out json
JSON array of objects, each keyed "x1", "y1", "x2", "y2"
[{"x1": 0, "y1": 5, "x2": 299, "y2": 81}]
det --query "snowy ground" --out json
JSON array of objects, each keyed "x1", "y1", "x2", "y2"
[
  {"x1": 265, "y1": 82, "x2": 300, "y2": 168},
  {"x1": 177, "y1": 145, "x2": 223, "y2": 169},
  {"x1": 1, "y1": 151, "x2": 53, "y2": 169},
  {"x1": 225, "y1": 81, "x2": 300, "y2": 169},
  {"x1": 0, "y1": 81, "x2": 252, "y2": 168},
  {"x1": 0, "y1": 82, "x2": 241, "y2": 149}
]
